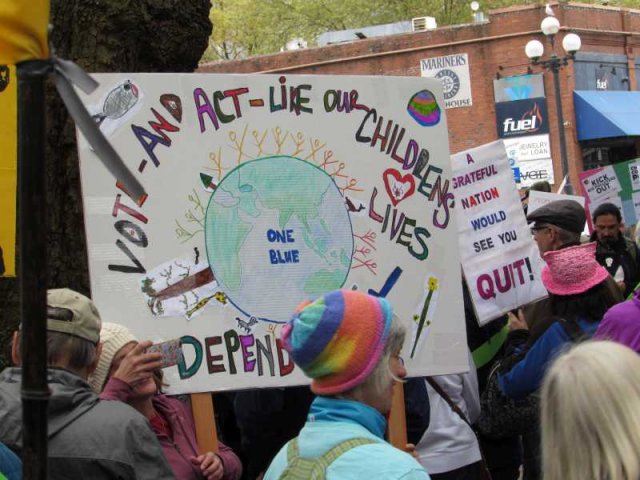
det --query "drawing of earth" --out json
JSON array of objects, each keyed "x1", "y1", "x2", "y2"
[{"x1": 205, "y1": 156, "x2": 354, "y2": 323}]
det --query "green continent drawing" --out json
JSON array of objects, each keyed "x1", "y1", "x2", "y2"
[{"x1": 205, "y1": 156, "x2": 353, "y2": 323}]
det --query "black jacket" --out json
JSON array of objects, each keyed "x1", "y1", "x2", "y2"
[{"x1": 591, "y1": 233, "x2": 640, "y2": 298}]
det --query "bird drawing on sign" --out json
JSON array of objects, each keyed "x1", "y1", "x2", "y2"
[
  {"x1": 545, "y1": 4, "x2": 555, "y2": 16},
  {"x1": 93, "y1": 80, "x2": 139, "y2": 126},
  {"x1": 345, "y1": 196, "x2": 365, "y2": 213}
]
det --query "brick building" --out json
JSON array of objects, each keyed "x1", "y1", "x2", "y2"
[{"x1": 199, "y1": 2, "x2": 640, "y2": 191}]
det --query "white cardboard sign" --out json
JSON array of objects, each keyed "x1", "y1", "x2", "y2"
[
  {"x1": 527, "y1": 190, "x2": 586, "y2": 213},
  {"x1": 582, "y1": 165, "x2": 622, "y2": 203},
  {"x1": 77, "y1": 73, "x2": 469, "y2": 393},
  {"x1": 451, "y1": 140, "x2": 547, "y2": 325}
]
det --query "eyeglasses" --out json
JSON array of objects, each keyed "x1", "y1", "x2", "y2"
[{"x1": 530, "y1": 225, "x2": 552, "y2": 235}]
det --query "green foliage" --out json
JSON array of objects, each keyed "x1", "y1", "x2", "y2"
[
  {"x1": 201, "y1": 0, "x2": 640, "y2": 63},
  {"x1": 201, "y1": 0, "x2": 483, "y2": 62}
]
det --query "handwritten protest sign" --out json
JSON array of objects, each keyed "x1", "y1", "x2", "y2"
[
  {"x1": 77, "y1": 74, "x2": 468, "y2": 393},
  {"x1": 581, "y1": 165, "x2": 622, "y2": 203},
  {"x1": 579, "y1": 159, "x2": 640, "y2": 232},
  {"x1": 451, "y1": 141, "x2": 547, "y2": 325},
  {"x1": 628, "y1": 160, "x2": 640, "y2": 190}
]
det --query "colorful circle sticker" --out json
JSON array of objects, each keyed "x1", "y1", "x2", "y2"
[{"x1": 407, "y1": 90, "x2": 441, "y2": 127}]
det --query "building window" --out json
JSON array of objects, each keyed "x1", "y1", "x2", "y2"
[
  {"x1": 582, "y1": 146, "x2": 610, "y2": 170},
  {"x1": 582, "y1": 141, "x2": 639, "y2": 170}
]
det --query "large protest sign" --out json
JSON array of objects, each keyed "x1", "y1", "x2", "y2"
[
  {"x1": 77, "y1": 74, "x2": 468, "y2": 393},
  {"x1": 579, "y1": 158, "x2": 640, "y2": 232},
  {"x1": 451, "y1": 141, "x2": 547, "y2": 325}
]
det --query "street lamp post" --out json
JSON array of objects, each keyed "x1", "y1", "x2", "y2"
[{"x1": 525, "y1": 14, "x2": 581, "y2": 194}]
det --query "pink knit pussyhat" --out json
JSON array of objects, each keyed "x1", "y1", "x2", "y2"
[{"x1": 541, "y1": 242, "x2": 609, "y2": 295}]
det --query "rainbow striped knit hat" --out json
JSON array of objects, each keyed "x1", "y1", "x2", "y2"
[{"x1": 281, "y1": 289, "x2": 393, "y2": 395}]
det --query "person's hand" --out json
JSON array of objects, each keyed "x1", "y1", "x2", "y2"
[
  {"x1": 112, "y1": 341, "x2": 163, "y2": 386},
  {"x1": 191, "y1": 452, "x2": 224, "y2": 480},
  {"x1": 404, "y1": 443, "x2": 418, "y2": 460},
  {"x1": 507, "y1": 309, "x2": 528, "y2": 332}
]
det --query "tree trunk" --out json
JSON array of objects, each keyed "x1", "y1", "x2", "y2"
[{"x1": 0, "y1": 0, "x2": 211, "y2": 370}]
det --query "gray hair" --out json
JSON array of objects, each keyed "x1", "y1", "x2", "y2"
[
  {"x1": 47, "y1": 331, "x2": 97, "y2": 373},
  {"x1": 341, "y1": 313, "x2": 407, "y2": 400},
  {"x1": 554, "y1": 225, "x2": 581, "y2": 245}
]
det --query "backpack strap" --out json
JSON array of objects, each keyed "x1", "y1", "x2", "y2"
[
  {"x1": 279, "y1": 437, "x2": 376, "y2": 480},
  {"x1": 316, "y1": 437, "x2": 377, "y2": 468},
  {"x1": 427, "y1": 377, "x2": 493, "y2": 480},
  {"x1": 426, "y1": 377, "x2": 471, "y2": 427},
  {"x1": 627, "y1": 281, "x2": 640, "y2": 300},
  {"x1": 287, "y1": 438, "x2": 300, "y2": 463},
  {"x1": 285, "y1": 437, "x2": 376, "y2": 468}
]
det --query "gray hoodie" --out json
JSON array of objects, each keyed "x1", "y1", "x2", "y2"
[{"x1": 0, "y1": 367, "x2": 175, "y2": 479}]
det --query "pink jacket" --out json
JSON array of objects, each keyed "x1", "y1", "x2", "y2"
[{"x1": 101, "y1": 378, "x2": 242, "y2": 480}]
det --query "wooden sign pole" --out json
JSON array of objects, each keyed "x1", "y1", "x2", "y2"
[
  {"x1": 387, "y1": 382, "x2": 408, "y2": 450},
  {"x1": 191, "y1": 393, "x2": 219, "y2": 453}
]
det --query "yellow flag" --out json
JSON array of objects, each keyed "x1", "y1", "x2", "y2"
[
  {"x1": 0, "y1": 64, "x2": 16, "y2": 276},
  {"x1": 0, "y1": 0, "x2": 50, "y2": 275},
  {"x1": 0, "y1": 0, "x2": 50, "y2": 64}
]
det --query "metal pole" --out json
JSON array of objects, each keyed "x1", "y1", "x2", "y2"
[
  {"x1": 551, "y1": 61, "x2": 572, "y2": 194},
  {"x1": 17, "y1": 59, "x2": 51, "y2": 480}
]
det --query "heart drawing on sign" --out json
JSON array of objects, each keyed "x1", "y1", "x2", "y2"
[{"x1": 383, "y1": 168, "x2": 416, "y2": 206}]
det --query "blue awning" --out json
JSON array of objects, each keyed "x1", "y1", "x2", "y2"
[{"x1": 574, "y1": 90, "x2": 640, "y2": 141}]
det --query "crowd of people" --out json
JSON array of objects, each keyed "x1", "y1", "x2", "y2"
[{"x1": 1, "y1": 195, "x2": 640, "y2": 480}]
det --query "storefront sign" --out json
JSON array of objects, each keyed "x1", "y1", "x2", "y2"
[
  {"x1": 493, "y1": 74, "x2": 545, "y2": 103},
  {"x1": 420, "y1": 53, "x2": 472, "y2": 109},
  {"x1": 503, "y1": 135, "x2": 554, "y2": 187},
  {"x1": 518, "y1": 159, "x2": 555, "y2": 187},
  {"x1": 503, "y1": 134, "x2": 550, "y2": 162},
  {"x1": 495, "y1": 98, "x2": 549, "y2": 138},
  {"x1": 596, "y1": 67, "x2": 610, "y2": 90}
]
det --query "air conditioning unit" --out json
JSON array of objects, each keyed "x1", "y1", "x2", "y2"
[
  {"x1": 412, "y1": 16, "x2": 437, "y2": 32},
  {"x1": 282, "y1": 38, "x2": 308, "y2": 51}
]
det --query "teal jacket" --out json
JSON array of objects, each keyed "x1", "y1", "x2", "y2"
[{"x1": 264, "y1": 396, "x2": 429, "y2": 480}]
